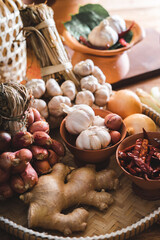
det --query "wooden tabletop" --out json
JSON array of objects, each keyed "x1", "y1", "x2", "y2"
[{"x1": 1, "y1": 0, "x2": 160, "y2": 239}]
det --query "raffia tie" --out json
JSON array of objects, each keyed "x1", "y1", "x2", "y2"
[{"x1": 23, "y1": 19, "x2": 72, "y2": 77}]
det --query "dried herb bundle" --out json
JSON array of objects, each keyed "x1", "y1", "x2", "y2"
[
  {"x1": 20, "y1": 3, "x2": 79, "y2": 87},
  {"x1": 0, "y1": 82, "x2": 31, "y2": 135}
]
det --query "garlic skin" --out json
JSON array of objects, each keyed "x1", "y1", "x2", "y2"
[
  {"x1": 76, "y1": 126, "x2": 111, "y2": 150},
  {"x1": 88, "y1": 19, "x2": 118, "y2": 47},
  {"x1": 107, "y1": 15, "x2": 126, "y2": 34},
  {"x1": 75, "y1": 90, "x2": 95, "y2": 106},
  {"x1": 46, "y1": 78, "x2": 62, "y2": 97},
  {"x1": 48, "y1": 96, "x2": 71, "y2": 117},
  {"x1": 31, "y1": 99, "x2": 49, "y2": 119},
  {"x1": 92, "y1": 115, "x2": 105, "y2": 127},
  {"x1": 61, "y1": 80, "x2": 77, "y2": 101},
  {"x1": 73, "y1": 59, "x2": 94, "y2": 76},
  {"x1": 26, "y1": 79, "x2": 46, "y2": 99},
  {"x1": 94, "y1": 84, "x2": 111, "y2": 107},
  {"x1": 61, "y1": 104, "x2": 95, "y2": 135},
  {"x1": 80, "y1": 75, "x2": 99, "y2": 93},
  {"x1": 92, "y1": 66, "x2": 106, "y2": 84}
]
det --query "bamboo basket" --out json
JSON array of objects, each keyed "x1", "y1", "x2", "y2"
[
  {"x1": 0, "y1": 0, "x2": 26, "y2": 83},
  {"x1": 0, "y1": 130, "x2": 160, "y2": 240}
]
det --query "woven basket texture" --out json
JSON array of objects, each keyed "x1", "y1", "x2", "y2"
[
  {"x1": 0, "y1": 0, "x2": 26, "y2": 83},
  {"x1": 0, "y1": 130, "x2": 159, "y2": 240}
]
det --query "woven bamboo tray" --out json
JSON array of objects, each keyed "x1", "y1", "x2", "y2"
[{"x1": 0, "y1": 131, "x2": 160, "y2": 240}]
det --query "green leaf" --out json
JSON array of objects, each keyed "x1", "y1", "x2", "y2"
[
  {"x1": 109, "y1": 30, "x2": 133, "y2": 50},
  {"x1": 79, "y1": 4, "x2": 109, "y2": 19},
  {"x1": 64, "y1": 10, "x2": 106, "y2": 40}
]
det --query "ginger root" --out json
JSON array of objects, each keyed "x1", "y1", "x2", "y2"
[{"x1": 20, "y1": 163, "x2": 119, "y2": 235}]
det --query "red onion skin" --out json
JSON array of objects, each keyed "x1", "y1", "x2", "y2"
[
  {"x1": 0, "y1": 168, "x2": 10, "y2": 184},
  {"x1": 51, "y1": 139, "x2": 66, "y2": 157},
  {"x1": 30, "y1": 145, "x2": 49, "y2": 161},
  {"x1": 12, "y1": 149, "x2": 32, "y2": 174},
  {"x1": 32, "y1": 108, "x2": 41, "y2": 122},
  {"x1": 0, "y1": 182, "x2": 14, "y2": 199},
  {"x1": 12, "y1": 131, "x2": 34, "y2": 150},
  {"x1": 28, "y1": 120, "x2": 49, "y2": 134},
  {"x1": 104, "y1": 113, "x2": 122, "y2": 131},
  {"x1": 0, "y1": 131, "x2": 11, "y2": 153},
  {"x1": 0, "y1": 152, "x2": 15, "y2": 171},
  {"x1": 27, "y1": 108, "x2": 34, "y2": 126},
  {"x1": 33, "y1": 160, "x2": 52, "y2": 175},
  {"x1": 33, "y1": 131, "x2": 52, "y2": 146},
  {"x1": 48, "y1": 149, "x2": 59, "y2": 167}
]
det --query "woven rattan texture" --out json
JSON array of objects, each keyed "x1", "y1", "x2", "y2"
[
  {"x1": 0, "y1": 9, "x2": 26, "y2": 83},
  {"x1": 0, "y1": 145, "x2": 160, "y2": 240}
]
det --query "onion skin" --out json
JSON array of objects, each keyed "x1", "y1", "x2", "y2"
[
  {"x1": 33, "y1": 160, "x2": 52, "y2": 175},
  {"x1": 27, "y1": 108, "x2": 34, "y2": 126},
  {"x1": 30, "y1": 145, "x2": 49, "y2": 161},
  {"x1": 0, "y1": 131, "x2": 11, "y2": 153},
  {"x1": 32, "y1": 108, "x2": 41, "y2": 122},
  {"x1": 0, "y1": 168, "x2": 10, "y2": 184},
  {"x1": 0, "y1": 182, "x2": 14, "y2": 199},
  {"x1": 107, "y1": 90, "x2": 142, "y2": 119},
  {"x1": 123, "y1": 113, "x2": 157, "y2": 135},
  {"x1": 12, "y1": 131, "x2": 34, "y2": 149},
  {"x1": 104, "y1": 113, "x2": 122, "y2": 130},
  {"x1": 12, "y1": 149, "x2": 33, "y2": 174},
  {"x1": 0, "y1": 152, "x2": 15, "y2": 171},
  {"x1": 33, "y1": 131, "x2": 52, "y2": 146},
  {"x1": 28, "y1": 120, "x2": 49, "y2": 134},
  {"x1": 51, "y1": 139, "x2": 66, "y2": 157},
  {"x1": 48, "y1": 149, "x2": 59, "y2": 166},
  {"x1": 110, "y1": 131, "x2": 121, "y2": 144}
]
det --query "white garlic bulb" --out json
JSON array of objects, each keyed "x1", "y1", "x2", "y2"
[
  {"x1": 73, "y1": 59, "x2": 94, "y2": 76},
  {"x1": 107, "y1": 15, "x2": 126, "y2": 34},
  {"x1": 80, "y1": 75, "x2": 99, "y2": 93},
  {"x1": 94, "y1": 85, "x2": 111, "y2": 107},
  {"x1": 75, "y1": 90, "x2": 95, "y2": 106},
  {"x1": 26, "y1": 79, "x2": 46, "y2": 99},
  {"x1": 92, "y1": 66, "x2": 106, "y2": 84},
  {"x1": 48, "y1": 96, "x2": 71, "y2": 117},
  {"x1": 61, "y1": 104, "x2": 95, "y2": 135},
  {"x1": 46, "y1": 78, "x2": 62, "y2": 97},
  {"x1": 61, "y1": 80, "x2": 77, "y2": 101},
  {"x1": 92, "y1": 115, "x2": 105, "y2": 127},
  {"x1": 30, "y1": 99, "x2": 48, "y2": 119},
  {"x1": 88, "y1": 19, "x2": 118, "y2": 47},
  {"x1": 76, "y1": 126, "x2": 111, "y2": 150}
]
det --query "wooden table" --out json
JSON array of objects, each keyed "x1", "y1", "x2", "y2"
[{"x1": 1, "y1": 0, "x2": 160, "y2": 239}]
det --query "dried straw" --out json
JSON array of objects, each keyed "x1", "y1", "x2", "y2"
[{"x1": 20, "y1": 3, "x2": 80, "y2": 88}]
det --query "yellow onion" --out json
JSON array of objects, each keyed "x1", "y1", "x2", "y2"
[
  {"x1": 107, "y1": 89, "x2": 142, "y2": 119},
  {"x1": 123, "y1": 113, "x2": 157, "y2": 135}
]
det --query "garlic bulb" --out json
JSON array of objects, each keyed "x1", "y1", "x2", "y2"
[
  {"x1": 46, "y1": 78, "x2": 62, "y2": 97},
  {"x1": 26, "y1": 79, "x2": 46, "y2": 99},
  {"x1": 92, "y1": 115, "x2": 105, "y2": 127},
  {"x1": 107, "y1": 15, "x2": 126, "y2": 34},
  {"x1": 92, "y1": 66, "x2": 106, "y2": 84},
  {"x1": 76, "y1": 126, "x2": 111, "y2": 150},
  {"x1": 31, "y1": 99, "x2": 49, "y2": 119},
  {"x1": 80, "y1": 75, "x2": 99, "y2": 93},
  {"x1": 61, "y1": 80, "x2": 77, "y2": 101},
  {"x1": 48, "y1": 96, "x2": 71, "y2": 117},
  {"x1": 73, "y1": 59, "x2": 94, "y2": 76},
  {"x1": 61, "y1": 104, "x2": 95, "y2": 135},
  {"x1": 88, "y1": 19, "x2": 118, "y2": 47},
  {"x1": 75, "y1": 90, "x2": 95, "y2": 106},
  {"x1": 94, "y1": 85, "x2": 111, "y2": 107}
]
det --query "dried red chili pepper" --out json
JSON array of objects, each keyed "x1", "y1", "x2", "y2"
[
  {"x1": 139, "y1": 139, "x2": 149, "y2": 159},
  {"x1": 121, "y1": 144, "x2": 135, "y2": 153},
  {"x1": 154, "y1": 151, "x2": 160, "y2": 160},
  {"x1": 132, "y1": 138, "x2": 143, "y2": 157},
  {"x1": 146, "y1": 146, "x2": 156, "y2": 166}
]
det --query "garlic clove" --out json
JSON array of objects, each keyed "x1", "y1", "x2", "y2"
[
  {"x1": 73, "y1": 59, "x2": 94, "y2": 76},
  {"x1": 92, "y1": 66, "x2": 106, "y2": 85},
  {"x1": 46, "y1": 78, "x2": 62, "y2": 97},
  {"x1": 30, "y1": 99, "x2": 48, "y2": 119},
  {"x1": 107, "y1": 15, "x2": 126, "y2": 34},
  {"x1": 48, "y1": 96, "x2": 71, "y2": 117},
  {"x1": 75, "y1": 90, "x2": 95, "y2": 106},
  {"x1": 92, "y1": 115, "x2": 105, "y2": 127},
  {"x1": 26, "y1": 79, "x2": 46, "y2": 99},
  {"x1": 80, "y1": 75, "x2": 99, "y2": 93},
  {"x1": 61, "y1": 80, "x2": 77, "y2": 101}
]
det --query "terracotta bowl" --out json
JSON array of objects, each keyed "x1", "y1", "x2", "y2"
[
  {"x1": 116, "y1": 132, "x2": 160, "y2": 200},
  {"x1": 63, "y1": 20, "x2": 145, "y2": 84},
  {"x1": 60, "y1": 108, "x2": 126, "y2": 164}
]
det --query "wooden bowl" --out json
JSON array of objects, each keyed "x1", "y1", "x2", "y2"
[
  {"x1": 116, "y1": 132, "x2": 160, "y2": 200},
  {"x1": 63, "y1": 20, "x2": 145, "y2": 84},
  {"x1": 60, "y1": 108, "x2": 126, "y2": 164}
]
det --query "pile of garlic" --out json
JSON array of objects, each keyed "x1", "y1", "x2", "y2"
[{"x1": 26, "y1": 59, "x2": 112, "y2": 128}]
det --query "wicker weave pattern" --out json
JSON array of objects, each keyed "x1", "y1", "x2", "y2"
[{"x1": 0, "y1": 6, "x2": 26, "y2": 83}]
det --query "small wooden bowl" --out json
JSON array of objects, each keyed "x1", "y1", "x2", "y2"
[
  {"x1": 116, "y1": 132, "x2": 160, "y2": 200},
  {"x1": 63, "y1": 20, "x2": 145, "y2": 84},
  {"x1": 60, "y1": 108, "x2": 126, "y2": 164}
]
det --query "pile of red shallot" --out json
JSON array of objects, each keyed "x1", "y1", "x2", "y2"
[{"x1": 0, "y1": 107, "x2": 65, "y2": 199}]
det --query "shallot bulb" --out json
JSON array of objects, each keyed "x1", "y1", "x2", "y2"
[{"x1": 61, "y1": 104, "x2": 95, "y2": 134}]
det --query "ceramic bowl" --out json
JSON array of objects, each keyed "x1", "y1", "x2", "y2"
[
  {"x1": 63, "y1": 20, "x2": 145, "y2": 84},
  {"x1": 60, "y1": 108, "x2": 126, "y2": 164},
  {"x1": 116, "y1": 132, "x2": 160, "y2": 200}
]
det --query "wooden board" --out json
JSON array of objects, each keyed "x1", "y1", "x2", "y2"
[{"x1": 112, "y1": 28, "x2": 160, "y2": 89}]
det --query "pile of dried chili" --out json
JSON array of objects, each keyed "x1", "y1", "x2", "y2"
[{"x1": 118, "y1": 133, "x2": 160, "y2": 180}]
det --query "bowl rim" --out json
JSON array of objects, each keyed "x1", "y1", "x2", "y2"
[
  {"x1": 60, "y1": 108, "x2": 127, "y2": 153},
  {"x1": 63, "y1": 20, "x2": 145, "y2": 56},
  {"x1": 116, "y1": 132, "x2": 160, "y2": 183}
]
